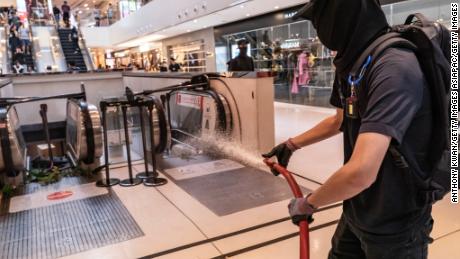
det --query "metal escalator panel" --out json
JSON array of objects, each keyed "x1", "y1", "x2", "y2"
[
  {"x1": 66, "y1": 100, "x2": 103, "y2": 165},
  {"x1": 0, "y1": 106, "x2": 26, "y2": 173},
  {"x1": 30, "y1": 25, "x2": 67, "y2": 73},
  {"x1": 168, "y1": 90, "x2": 232, "y2": 139}
]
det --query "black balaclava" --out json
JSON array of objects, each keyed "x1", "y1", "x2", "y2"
[{"x1": 309, "y1": 0, "x2": 389, "y2": 78}]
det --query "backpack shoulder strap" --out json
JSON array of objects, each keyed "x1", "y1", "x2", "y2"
[{"x1": 350, "y1": 32, "x2": 418, "y2": 80}]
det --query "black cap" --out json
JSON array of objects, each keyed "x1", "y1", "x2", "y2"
[{"x1": 292, "y1": 1, "x2": 315, "y2": 20}]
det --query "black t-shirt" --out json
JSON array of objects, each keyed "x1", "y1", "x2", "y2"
[
  {"x1": 330, "y1": 48, "x2": 433, "y2": 235},
  {"x1": 227, "y1": 55, "x2": 255, "y2": 72},
  {"x1": 169, "y1": 63, "x2": 181, "y2": 72}
]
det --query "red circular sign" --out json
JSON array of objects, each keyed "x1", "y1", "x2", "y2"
[{"x1": 47, "y1": 191, "x2": 73, "y2": 200}]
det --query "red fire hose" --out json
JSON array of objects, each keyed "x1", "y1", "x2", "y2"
[{"x1": 264, "y1": 158, "x2": 310, "y2": 259}]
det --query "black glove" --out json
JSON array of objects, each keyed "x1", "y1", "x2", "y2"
[
  {"x1": 288, "y1": 195, "x2": 315, "y2": 226},
  {"x1": 262, "y1": 139, "x2": 299, "y2": 176}
]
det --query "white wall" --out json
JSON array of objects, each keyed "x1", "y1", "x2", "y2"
[{"x1": 83, "y1": 0, "x2": 239, "y2": 48}]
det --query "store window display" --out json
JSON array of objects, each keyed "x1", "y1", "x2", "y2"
[{"x1": 167, "y1": 40, "x2": 207, "y2": 73}]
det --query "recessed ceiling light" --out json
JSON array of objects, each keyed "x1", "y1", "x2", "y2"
[
  {"x1": 246, "y1": 13, "x2": 250, "y2": 17},
  {"x1": 274, "y1": 6, "x2": 279, "y2": 9},
  {"x1": 84, "y1": 4, "x2": 88, "y2": 7},
  {"x1": 187, "y1": 29, "x2": 191, "y2": 32},
  {"x1": 193, "y1": 19, "x2": 198, "y2": 23},
  {"x1": 240, "y1": 5, "x2": 244, "y2": 8}
]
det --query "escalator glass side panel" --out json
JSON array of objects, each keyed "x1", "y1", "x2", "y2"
[
  {"x1": 0, "y1": 26, "x2": 8, "y2": 74},
  {"x1": 0, "y1": 106, "x2": 26, "y2": 173},
  {"x1": 66, "y1": 100, "x2": 103, "y2": 164},
  {"x1": 31, "y1": 26, "x2": 67, "y2": 73},
  {"x1": 168, "y1": 90, "x2": 232, "y2": 139}
]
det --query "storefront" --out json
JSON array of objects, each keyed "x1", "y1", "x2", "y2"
[
  {"x1": 110, "y1": 43, "x2": 164, "y2": 71},
  {"x1": 161, "y1": 28, "x2": 217, "y2": 73},
  {"x1": 214, "y1": 0, "x2": 453, "y2": 107},
  {"x1": 214, "y1": 5, "x2": 334, "y2": 107}
]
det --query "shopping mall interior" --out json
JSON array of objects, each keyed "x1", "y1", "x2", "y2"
[{"x1": 0, "y1": 0, "x2": 458, "y2": 258}]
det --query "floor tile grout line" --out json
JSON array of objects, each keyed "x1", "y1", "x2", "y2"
[
  {"x1": 209, "y1": 219, "x2": 340, "y2": 259},
  {"x1": 153, "y1": 186, "x2": 224, "y2": 255},
  {"x1": 137, "y1": 202, "x2": 342, "y2": 258}
]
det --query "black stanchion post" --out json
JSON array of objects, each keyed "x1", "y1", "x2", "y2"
[
  {"x1": 135, "y1": 103, "x2": 153, "y2": 180},
  {"x1": 165, "y1": 93, "x2": 172, "y2": 155},
  {"x1": 96, "y1": 101, "x2": 120, "y2": 187},
  {"x1": 119, "y1": 105, "x2": 142, "y2": 187},
  {"x1": 143, "y1": 99, "x2": 167, "y2": 187}
]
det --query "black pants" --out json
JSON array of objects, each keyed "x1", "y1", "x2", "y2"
[{"x1": 328, "y1": 215, "x2": 433, "y2": 259}]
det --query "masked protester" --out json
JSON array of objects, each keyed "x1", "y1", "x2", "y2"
[
  {"x1": 227, "y1": 39, "x2": 255, "y2": 72},
  {"x1": 263, "y1": 0, "x2": 434, "y2": 258}
]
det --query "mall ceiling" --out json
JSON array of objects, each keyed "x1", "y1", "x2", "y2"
[{"x1": 53, "y1": 0, "x2": 108, "y2": 10}]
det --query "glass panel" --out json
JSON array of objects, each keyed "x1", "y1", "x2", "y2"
[{"x1": 31, "y1": 25, "x2": 67, "y2": 72}]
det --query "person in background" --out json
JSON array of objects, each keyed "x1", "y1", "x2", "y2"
[
  {"x1": 227, "y1": 39, "x2": 254, "y2": 72},
  {"x1": 94, "y1": 8, "x2": 101, "y2": 27},
  {"x1": 18, "y1": 23, "x2": 30, "y2": 55},
  {"x1": 9, "y1": 12, "x2": 20, "y2": 28},
  {"x1": 159, "y1": 60, "x2": 168, "y2": 72},
  {"x1": 107, "y1": 3, "x2": 114, "y2": 25},
  {"x1": 27, "y1": 65, "x2": 35, "y2": 73},
  {"x1": 70, "y1": 26, "x2": 80, "y2": 54},
  {"x1": 67, "y1": 61, "x2": 80, "y2": 73},
  {"x1": 53, "y1": 5, "x2": 61, "y2": 27},
  {"x1": 168, "y1": 57, "x2": 181, "y2": 72},
  {"x1": 13, "y1": 47, "x2": 25, "y2": 65},
  {"x1": 9, "y1": 32, "x2": 20, "y2": 60},
  {"x1": 61, "y1": 1, "x2": 71, "y2": 27},
  {"x1": 13, "y1": 60, "x2": 24, "y2": 74}
]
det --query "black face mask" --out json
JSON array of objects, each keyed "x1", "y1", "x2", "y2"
[{"x1": 310, "y1": 0, "x2": 389, "y2": 76}]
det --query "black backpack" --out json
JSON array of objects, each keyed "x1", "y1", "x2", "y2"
[{"x1": 350, "y1": 13, "x2": 452, "y2": 205}]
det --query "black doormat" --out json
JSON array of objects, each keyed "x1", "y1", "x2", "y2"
[
  {"x1": 0, "y1": 193, "x2": 144, "y2": 259},
  {"x1": 159, "y1": 155, "x2": 311, "y2": 216}
]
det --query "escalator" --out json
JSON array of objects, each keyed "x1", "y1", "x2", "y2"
[{"x1": 57, "y1": 28, "x2": 87, "y2": 71}]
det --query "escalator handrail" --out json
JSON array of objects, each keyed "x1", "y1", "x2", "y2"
[
  {"x1": 27, "y1": 23, "x2": 38, "y2": 73},
  {"x1": 2, "y1": 25, "x2": 10, "y2": 74},
  {"x1": 77, "y1": 23, "x2": 95, "y2": 71}
]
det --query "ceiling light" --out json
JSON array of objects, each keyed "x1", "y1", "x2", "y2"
[
  {"x1": 274, "y1": 6, "x2": 279, "y2": 9},
  {"x1": 187, "y1": 30, "x2": 191, "y2": 32},
  {"x1": 78, "y1": 10, "x2": 83, "y2": 14},
  {"x1": 246, "y1": 13, "x2": 250, "y2": 17},
  {"x1": 193, "y1": 19, "x2": 198, "y2": 23},
  {"x1": 240, "y1": 5, "x2": 244, "y2": 8},
  {"x1": 84, "y1": 4, "x2": 88, "y2": 7}
]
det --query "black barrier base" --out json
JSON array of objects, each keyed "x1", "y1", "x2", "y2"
[
  {"x1": 135, "y1": 172, "x2": 155, "y2": 179},
  {"x1": 96, "y1": 178, "x2": 120, "y2": 187},
  {"x1": 119, "y1": 178, "x2": 143, "y2": 187},
  {"x1": 143, "y1": 177, "x2": 168, "y2": 187}
]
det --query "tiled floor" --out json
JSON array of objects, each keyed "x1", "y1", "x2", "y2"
[{"x1": 1, "y1": 102, "x2": 458, "y2": 259}]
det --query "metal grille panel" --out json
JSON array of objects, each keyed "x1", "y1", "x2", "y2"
[{"x1": 0, "y1": 193, "x2": 144, "y2": 259}]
